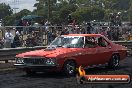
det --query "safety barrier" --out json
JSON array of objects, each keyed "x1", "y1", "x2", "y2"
[
  {"x1": 0, "y1": 41, "x2": 131, "y2": 63},
  {"x1": 0, "y1": 46, "x2": 47, "y2": 63},
  {"x1": 113, "y1": 41, "x2": 132, "y2": 47},
  {"x1": 113, "y1": 41, "x2": 132, "y2": 55}
]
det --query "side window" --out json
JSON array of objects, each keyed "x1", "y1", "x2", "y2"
[
  {"x1": 96, "y1": 37, "x2": 109, "y2": 47},
  {"x1": 85, "y1": 37, "x2": 97, "y2": 48}
]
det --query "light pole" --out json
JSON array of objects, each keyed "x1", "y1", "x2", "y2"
[
  {"x1": 13, "y1": 7, "x2": 19, "y2": 25},
  {"x1": 12, "y1": 0, "x2": 19, "y2": 25},
  {"x1": 48, "y1": 0, "x2": 51, "y2": 21}
]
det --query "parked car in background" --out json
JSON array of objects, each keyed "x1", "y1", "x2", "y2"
[{"x1": 14, "y1": 34, "x2": 127, "y2": 76}]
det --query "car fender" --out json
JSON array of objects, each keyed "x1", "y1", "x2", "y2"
[{"x1": 64, "y1": 57, "x2": 76, "y2": 64}]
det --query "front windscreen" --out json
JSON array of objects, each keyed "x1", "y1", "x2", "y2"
[{"x1": 49, "y1": 36, "x2": 84, "y2": 48}]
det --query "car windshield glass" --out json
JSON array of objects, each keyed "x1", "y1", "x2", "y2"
[{"x1": 49, "y1": 36, "x2": 84, "y2": 48}]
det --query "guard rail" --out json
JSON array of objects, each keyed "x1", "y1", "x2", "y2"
[{"x1": 0, "y1": 41, "x2": 131, "y2": 63}]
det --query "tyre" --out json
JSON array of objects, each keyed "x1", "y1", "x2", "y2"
[
  {"x1": 63, "y1": 60, "x2": 76, "y2": 76},
  {"x1": 108, "y1": 54, "x2": 120, "y2": 69}
]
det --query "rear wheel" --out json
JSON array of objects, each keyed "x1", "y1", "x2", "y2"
[
  {"x1": 63, "y1": 60, "x2": 76, "y2": 76},
  {"x1": 108, "y1": 54, "x2": 120, "y2": 69}
]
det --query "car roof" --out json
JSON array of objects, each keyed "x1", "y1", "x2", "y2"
[{"x1": 62, "y1": 34, "x2": 103, "y2": 37}]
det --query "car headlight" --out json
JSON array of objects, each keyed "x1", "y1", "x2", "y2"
[
  {"x1": 45, "y1": 58, "x2": 56, "y2": 65},
  {"x1": 16, "y1": 58, "x2": 24, "y2": 64}
]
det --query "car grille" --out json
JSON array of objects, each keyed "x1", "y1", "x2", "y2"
[{"x1": 24, "y1": 58, "x2": 46, "y2": 64}]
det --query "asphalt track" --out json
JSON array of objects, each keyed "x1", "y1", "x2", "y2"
[{"x1": 0, "y1": 57, "x2": 132, "y2": 88}]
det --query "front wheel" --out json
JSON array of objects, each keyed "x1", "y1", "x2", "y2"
[
  {"x1": 108, "y1": 54, "x2": 120, "y2": 69},
  {"x1": 63, "y1": 60, "x2": 76, "y2": 76}
]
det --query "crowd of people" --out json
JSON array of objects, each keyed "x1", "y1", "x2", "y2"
[
  {"x1": 1, "y1": 29, "x2": 22, "y2": 48},
  {"x1": 109, "y1": 12, "x2": 122, "y2": 26},
  {"x1": 0, "y1": 19, "x2": 131, "y2": 49},
  {"x1": 59, "y1": 23, "x2": 132, "y2": 41}
]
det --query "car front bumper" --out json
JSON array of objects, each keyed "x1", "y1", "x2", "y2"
[{"x1": 14, "y1": 63, "x2": 61, "y2": 72}]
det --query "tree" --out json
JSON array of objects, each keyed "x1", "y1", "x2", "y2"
[
  {"x1": 4, "y1": 9, "x2": 31, "y2": 26},
  {"x1": 15, "y1": 9, "x2": 31, "y2": 20},
  {"x1": 0, "y1": 3, "x2": 13, "y2": 19},
  {"x1": 59, "y1": 4, "x2": 77, "y2": 23},
  {"x1": 3, "y1": 15, "x2": 15, "y2": 26},
  {"x1": 129, "y1": 0, "x2": 132, "y2": 22},
  {"x1": 33, "y1": 0, "x2": 130, "y2": 24},
  {"x1": 34, "y1": 0, "x2": 58, "y2": 19},
  {"x1": 72, "y1": 6, "x2": 105, "y2": 23}
]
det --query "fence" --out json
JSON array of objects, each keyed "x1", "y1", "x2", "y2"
[
  {"x1": 0, "y1": 25, "x2": 132, "y2": 48},
  {"x1": 0, "y1": 26, "x2": 63, "y2": 48}
]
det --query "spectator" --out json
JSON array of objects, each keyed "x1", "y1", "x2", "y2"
[
  {"x1": 112, "y1": 28, "x2": 120, "y2": 41},
  {"x1": 61, "y1": 28, "x2": 69, "y2": 35},
  {"x1": 13, "y1": 31, "x2": 21, "y2": 48},
  {"x1": 0, "y1": 38, "x2": 4, "y2": 48},
  {"x1": 16, "y1": 20, "x2": 23, "y2": 34},
  {"x1": 107, "y1": 27, "x2": 112, "y2": 40},
  {"x1": 80, "y1": 28, "x2": 85, "y2": 34},
  {"x1": 101, "y1": 29, "x2": 107, "y2": 37},
  {"x1": 86, "y1": 22, "x2": 93, "y2": 34},
  {"x1": 45, "y1": 20, "x2": 50, "y2": 31},
  {"x1": 110, "y1": 13, "x2": 116, "y2": 26},
  {"x1": 52, "y1": 31, "x2": 57, "y2": 40},
  {"x1": 25, "y1": 34, "x2": 33, "y2": 47},
  {"x1": 32, "y1": 32, "x2": 39, "y2": 46},
  {"x1": 4, "y1": 29, "x2": 14, "y2": 48},
  {"x1": 47, "y1": 29, "x2": 53, "y2": 44}
]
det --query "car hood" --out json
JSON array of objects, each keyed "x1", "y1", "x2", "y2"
[{"x1": 16, "y1": 47, "x2": 83, "y2": 58}]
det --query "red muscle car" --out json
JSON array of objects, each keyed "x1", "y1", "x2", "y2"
[{"x1": 14, "y1": 34, "x2": 127, "y2": 76}]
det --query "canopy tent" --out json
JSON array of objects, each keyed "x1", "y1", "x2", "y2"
[
  {"x1": 21, "y1": 15, "x2": 43, "y2": 20},
  {"x1": 21, "y1": 15, "x2": 44, "y2": 25}
]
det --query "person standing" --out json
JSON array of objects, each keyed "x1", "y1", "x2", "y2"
[
  {"x1": 0, "y1": 38, "x2": 4, "y2": 48},
  {"x1": 47, "y1": 29, "x2": 53, "y2": 44},
  {"x1": 86, "y1": 22, "x2": 92, "y2": 34},
  {"x1": 4, "y1": 29, "x2": 14, "y2": 48},
  {"x1": 13, "y1": 31, "x2": 21, "y2": 48},
  {"x1": 45, "y1": 20, "x2": 50, "y2": 31}
]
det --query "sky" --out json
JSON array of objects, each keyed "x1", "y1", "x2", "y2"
[{"x1": 0, "y1": 0, "x2": 37, "y2": 13}]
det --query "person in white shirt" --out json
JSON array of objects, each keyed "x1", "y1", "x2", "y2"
[
  {"x1": 4, "y1": 29, "x2": 14, "y2": 48},
  {"x1": 45, "y1": 20, "x2": 50, "y2": 31}
]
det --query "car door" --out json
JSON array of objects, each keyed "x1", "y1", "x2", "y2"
[
  {"x1": 95, "y1": 37, "x2": 112, "y2": 64},
  {"x1": 82, "y1": 36, "x2": 99, "y2": 66}
]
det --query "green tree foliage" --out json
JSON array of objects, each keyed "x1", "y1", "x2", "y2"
[
  {"x1": 72, "y1": 6, "x2": 105, "y2": 23},
  {"x1": 129, "y1": 0, "x2": 132, "y2": 22},
  {"x1": 3, "y1": 15, "x2": 15, "y2": 26},
  {"x1": 4, "y1": 9, "x2": 31, "y2": 26},
  {"x1": 15, "y1": 9, "x2": 31, "y2": 20},
  {"x1": 34, "y1": 0, "x2": 131, "y2": 24},
  {"x1": 0, "y1": 3, "x2": 13, "y2": 19},
  {"x1": 59, "y1": 4, "x2": 77, "y2": 23},
  {"x1": 2, "y1": 0, "x2": 131, "y2": 25}
]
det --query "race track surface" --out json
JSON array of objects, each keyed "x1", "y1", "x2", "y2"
[{"x1": 0, "y1": 57, "x2": 132, "y2": 88}]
